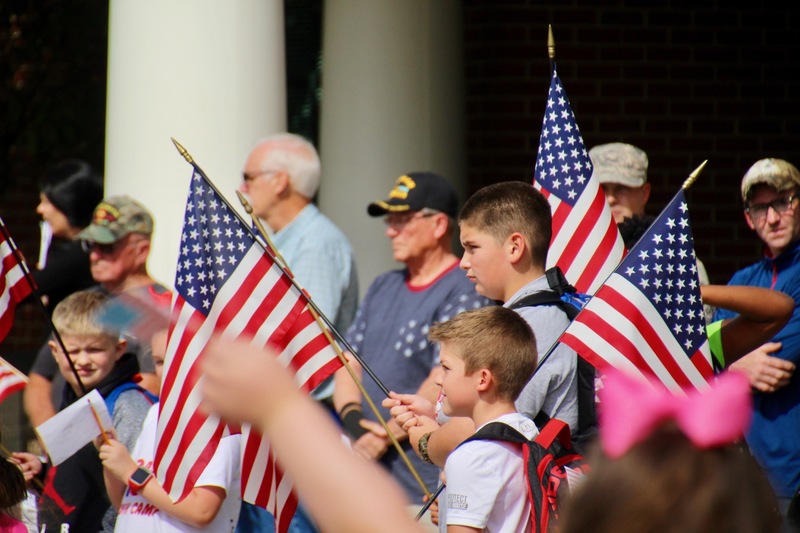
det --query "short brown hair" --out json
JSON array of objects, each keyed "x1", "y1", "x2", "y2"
[
  {"x1": 51, "y1": 290, "x2": 120, "y2": 342},
  {"x1": 428, "y1": 306, "x2": 536, "y2": 401},
  {"x1": 458, "y1": 181, "x2": 552, "y2": 267}
]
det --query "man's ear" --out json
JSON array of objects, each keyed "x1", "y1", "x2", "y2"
[
  {"x1": 641, "y1": 183, "x2": 652, "y2": 205},
  {"x1": 114, "y1": 338, "x2": 128, "y2": 362},
  {"x1": 432, "y1": 213, "x2": 451, "y2": 240},
  {"x1": 134, "y1": 238, "x2": 151, "y2": 266},
  {"x1": 744, "y1": 210, "x2": 756, "y2": 231},
  {"x1": 273, "y1": 171, "x2": 291, "y2": 197}
]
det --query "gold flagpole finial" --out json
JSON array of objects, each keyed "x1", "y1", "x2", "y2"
[
  {"x1": 236, "y1": 191, "x2": 254, "y2": 216},
  {"x1": 548, "y1": 24, "x2": 555, "y2": 59},
  {"x1": 171, "y1": 137, "x2": 194, "y2": 165},
  {"x1": 682, "y1": 160, "x2": 708, "y2": 190}
]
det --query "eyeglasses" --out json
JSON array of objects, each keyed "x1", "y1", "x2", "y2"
[
  {"x1": 81, "y1": 239, "x2": 117, "y2": 254},
  {"x1": 242, "y1": 169, "x2": 280, "y2": 183},
  {"x1": 745, "y1": 195, "x2": 797, "y2": 221},
  {"x1": 383, "y1": 211, "x2": 437, "y2": 230},
  {"x1": 80, "y1": 236, "x2": 146, "y2": 255}
]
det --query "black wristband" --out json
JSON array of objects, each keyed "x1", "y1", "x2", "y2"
[{"x1": 340, "y1": 407, "x2": 369, "y2": 440}]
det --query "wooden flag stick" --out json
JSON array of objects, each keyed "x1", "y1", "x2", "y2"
[
  {"x1": 89, "y1": 400, "x2": 111, "y2": 446},
  {"x1": 238, "y1": 192, "x2": 432, "y2": 498}
]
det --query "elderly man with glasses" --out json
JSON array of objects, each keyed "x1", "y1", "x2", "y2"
[
  {"x1": 235, "y1": 133, "x2": 359, "y2": 533},
  {"x1": 332, "y1": 172, "x2": 491, "y2": 530},
  {"x1": 239, "y1": 133, "x2": 359, "y2": 362},
  {"x1": 24, "y1": 195, "x2": 167, "y2": 427},
  {"x1": 714, "y1": 158, "x2": 800, "y2": 528}
]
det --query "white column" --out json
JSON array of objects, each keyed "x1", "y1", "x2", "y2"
[
  {"x1": 318, "y1": 0, "x2": 465, "y2": 293},
  {"x1": 105, "y1": 0, "x2": 286, "y2": 289}
]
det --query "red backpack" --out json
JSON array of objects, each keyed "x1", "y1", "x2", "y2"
[{"x1": 460, "y1": 418, "x2": 589, "y2": 532}]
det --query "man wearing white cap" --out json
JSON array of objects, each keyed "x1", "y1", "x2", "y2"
[{"x1": 714, "y1": 158, "x2": 800, "y2": 527}]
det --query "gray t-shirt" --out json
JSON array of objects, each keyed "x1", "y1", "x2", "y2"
[{"x1": 505, "y1": 276, "x2": 579, "y2": 432}]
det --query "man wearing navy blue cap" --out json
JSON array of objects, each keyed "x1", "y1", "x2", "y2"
[{"x1": 334, "y1": 172, "x2": 491, "y2": 529}]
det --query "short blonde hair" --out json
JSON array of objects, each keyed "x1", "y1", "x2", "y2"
[
  {"x1": 51, "y1": 291, "x2": 120, "y2": 342},
  {"x1": 428, "y1": 306, "x2": 536, "y2": 401}
]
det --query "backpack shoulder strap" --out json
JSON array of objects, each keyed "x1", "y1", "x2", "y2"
[
  {"x1": 544, "y1": 266, "x2": 577, "y2": 297},
  {"x1": 507, "y1": 290, "x2": 563, "y2": 310},
  {"x1": 461, "y1": 421, "x2": 530, "y2": 446},
  {"x1": 534, "y1": 418, "x2": 573, "y2": 451},
  {"x1": 105, "y1": 382, "x2": 158, "y2": 415}
]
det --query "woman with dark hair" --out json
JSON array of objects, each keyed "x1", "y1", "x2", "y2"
[{"x1": 33, "y1": 159, "x2": 104, "y2": 313}]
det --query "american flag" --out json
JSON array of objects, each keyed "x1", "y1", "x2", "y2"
[
  {"x1": 154, "y1": 169, "x2": 342, "y2": 533},
  {"x1": 0, "y1": 217, "x2": 34, "y2": 342},
  {"x1": 559, "y1": 189, "x2": 714, "y2": 392},
  {"x1": 533, "y1": 66, "x2": 625, "y2": 294},
  {"x1": 0, "y1": 356, "x2": 28, "y2": 404}
]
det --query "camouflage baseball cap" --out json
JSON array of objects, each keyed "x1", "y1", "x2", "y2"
[
  {"x1": 589, "y1": 143, "x2": 649, "y2": 188},
  {"x1": 75, "y1": 195, "x2": 154, "y2": 244},
  {"x1": 740, "y1": 158, "x2": 800, "y2": 202}
]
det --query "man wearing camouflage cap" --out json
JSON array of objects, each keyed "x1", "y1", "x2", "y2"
[
  {"x1": 714, "y1": 158, "x2": 800, "y2": 526},
  {"x1": 24, "y1": 195, "x2": 167, "y2": 426},
  {"x1": 590, "y1": 142, "x2": 651, "y2": 224}
]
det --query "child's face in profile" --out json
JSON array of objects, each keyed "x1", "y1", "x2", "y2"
[
  {"x1": 150, "y1": 329, "x2": 168, "y2": 384},
  {"x1": 50, "y1": 334, "x2": 126, "y2": 393},
  {"x1": 435, "y1": 343, "x2": 479, "y2": 418},
  {"x1": 459, "y1": 223, "x2": 508, "y2": 301}
]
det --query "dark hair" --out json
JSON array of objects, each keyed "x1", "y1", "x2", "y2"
[
  {"x1": 0, "y1": 457, "x2": 27, "y2": 515},
  {"x1": 458, "y1": 181, "x2": 552, "y2": 267},
  {"x1": 618, "y1": 213, "x2": 656, "y2": 249},
  {"x1": 39, "y1": 159, "x2": 104, "y2": 229}
]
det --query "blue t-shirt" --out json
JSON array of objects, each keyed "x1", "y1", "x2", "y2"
[
  {"x1": 714, "y1": 239, "x2": 800, "y2": 498},
  {"x1": 345, "y1": 261, "x2": 492, "y2": 502}
]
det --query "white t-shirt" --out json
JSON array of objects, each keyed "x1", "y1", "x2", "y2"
[
  {"x1": 114, "y1": 404, "x2": 241, "y2": 532},
  {"x1": 444, "y1": 412, "x2": 538, "y2": 533}
]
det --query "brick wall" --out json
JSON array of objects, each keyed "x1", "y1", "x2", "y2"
[{"x1": 463, "y1": 1, "x2": 800, "y2": 284}]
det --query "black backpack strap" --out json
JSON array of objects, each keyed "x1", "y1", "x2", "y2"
[
  {"x1": 544, "y1": 266, "x2": 577, "y2": 297},
  {"x1": 461, "y1": 421, "x2": 530, "y2": 446},
  {"x1": 508, "y1": 290, "x2": 580, "y2": 322}
]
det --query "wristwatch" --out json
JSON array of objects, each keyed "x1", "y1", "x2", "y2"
[
  {"x1": 418, "y1": 432, "x2": 434, "y2": 464},
  {"x1": 128, "y1": 466, "x2": 154, "y2": 494}
]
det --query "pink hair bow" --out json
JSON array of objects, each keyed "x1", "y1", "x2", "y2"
[{"x1": 599, "y1": 369, "x2": 752, "y2": 459}]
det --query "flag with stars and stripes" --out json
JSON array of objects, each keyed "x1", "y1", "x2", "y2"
[
  {"x1": 558, "y1": 189, "x2": 714, "y2": 392},
  {"x1": 0, "y1": 217, "x2": 34, "y2": 342},
  {"x1": 154, "y1": 168, "x2": 341, "y2": 533},
  {"x1": 0, "y1": 356, "x2": 28, "y2": 404},
  {"x1": 533, "y1": 66, "x2": 625, "y2": 294}
]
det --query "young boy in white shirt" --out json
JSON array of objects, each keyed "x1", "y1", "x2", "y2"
[
  {"x1": 428, "y1": 305, "x2": 538, "y2": 533},
  {"x1": 98, "y1": 328, "x2": 241, "y2": 532}
]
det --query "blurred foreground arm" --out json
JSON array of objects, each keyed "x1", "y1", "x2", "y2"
[{"x1": 201, "y1": 337, "x2": 425, "y2": 533}]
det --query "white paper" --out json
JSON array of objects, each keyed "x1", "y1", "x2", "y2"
[
  {"x1": 35, "y1": 389, "x2": 113, "y2": 465},
  {"x1": 38, "y1": 221, "x2": 52, "y2": 269}
]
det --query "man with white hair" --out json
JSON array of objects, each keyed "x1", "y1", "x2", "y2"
[
  {"x1": 239, "y1": 133, "x2": 358, "y2": 343},
  {"x1": 237, "y1": 133, "x2": 358, "y2": 533}
]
